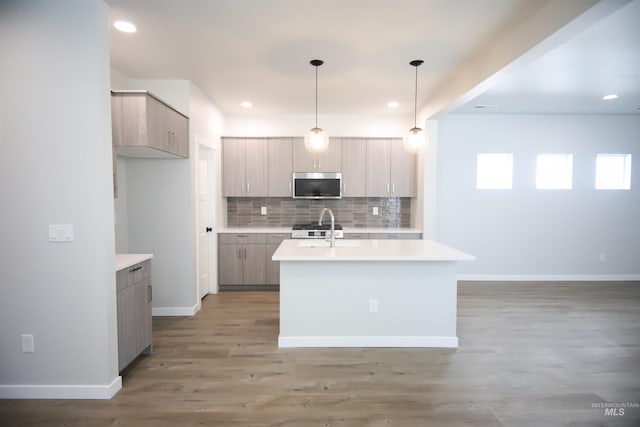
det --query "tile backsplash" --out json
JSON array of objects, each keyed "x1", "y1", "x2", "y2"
[{"x1": 227, "y1": 197, "x2": 411, "y2": 228}]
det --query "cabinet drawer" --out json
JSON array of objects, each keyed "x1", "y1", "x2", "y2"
[
  {"x1": 116, "y1": 260, "x2": 151, "y2": 291},
  {"x1": 371, "y1": 233, "x2": 422, "y2": 240},
  {"x1": 266, "y1": 233, "x2": 289, "y2": 244},
  {"x1": 344, "y1": 233, "x2": 369, "y2": 240},
  {"x1": 219, "y1": 233, "x2": 266, "y2": 244}
]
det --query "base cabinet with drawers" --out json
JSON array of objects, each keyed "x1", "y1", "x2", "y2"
[
  {"x1": 218, "y1": 233, "x2": 267, "y2": 287},
  {"x1": 116, "y1": 260, "x2": 152, "y2": 372}
]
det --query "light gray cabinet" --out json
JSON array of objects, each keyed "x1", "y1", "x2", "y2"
[
  {"x1": 293, "y1": 137, "x2": 342, "y2": 172},
  {"x1": 366, "y1": 138, "x2": 416, "y2": 197},
  {"x1": 268, "y1": 138, "x2": 293, "y2": 196},
  {"x1": 341, "y1": 138, "x2": 367, "y2": 197},
  {"x1": 343, "y1": 232, "x2": 370, "y2": 239},
  {"x1": 266, "y1": 233, "x2": 288, "y2": 285},
  {"x1": 222, "y1": 138, "x2": 269, "y2": 197},
  {"x1": 111, "y1": 91, "x2": 189, "y2": 159},
  {"x1": 116, "y1": 260, "x2": 152, "y2": 372},
  {"x1": 370, "y1": 232, "x2": 422, "y2": 240},
  {"x1": 218, "y1": 233, "x2": 267, "y2": 286}
]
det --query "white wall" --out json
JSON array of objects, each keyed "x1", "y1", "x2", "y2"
[
  {"x1": 436, "y1": 114, "x2": 640, "y2": 279},
  {"x1": 0, "y1": 0, "x2": 120, "y2": 398}
]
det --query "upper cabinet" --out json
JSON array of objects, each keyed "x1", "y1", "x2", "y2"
[
  {"x1": 341, "y1": 138, "x2": 367, "y2": 197},
  {"x1": 293, "y1": 137, "x2": 342, "y2": 172},
  {"x1": 366, "y1": 138, "x2": 416, "y2": 197},
  {"x1": 268, "y1": 138, "x2": 293, "y2": 197},
  {"x1": 111, "y1": 91, "x2": 189, "y2": 159},
  {"x1": 222, "y1": 137, "x2": 268, "y2": 197}
]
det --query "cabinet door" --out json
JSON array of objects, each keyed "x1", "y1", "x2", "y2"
[
  {"x1": 268, "y1": 138, "x2": 293, "y2": 196},
  {"x1": 243, "y1": 244, "x2": 267, "y2": 285},
  {"x1": 111, "y1": 93, "x2": 147, "y2": 149},
  {"x1": 341, "y1": 138, "x2": 366, "y2": 196},
  {"x1": 222, "y1": 138, "x2": 247, "y2": 196},
  {"x1": 133, "y1": 278, "x2": 152, "y2": 355},
  {"x1": 145, "y1": 94, "x2": 170, "y2": 152},
  {"x1": 316, "y1": 138, "x2": 342, "y2": 172},
  {"x1": 265, "y1": 243, "x2": 281, "y2": 285},
  {"x1": 265, "y1": 233, "x2": 287, "y2": 285},
  {"x1": 117, "y1": 285, "x2": 137, "y2": 370},
  {"x1": 366, "y1": 139, "x2": 391, "y2": 196},
  {"x1": 169, "y1": 108, "x2": 189, "y2": 158},
  {"x1": 219, "y1": 243, "x2": 244, "y2": 285},
  {"x1": 292, "y1": 137, "x2": 316, "y2": 171},
  {"x1": 245, "y1": 138, "x2": 269, "y2": 196},
  {"x1": 390, "y1": 139, "x2": 416, "y2": 197}
]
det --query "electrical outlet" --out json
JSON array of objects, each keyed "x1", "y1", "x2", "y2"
[
  {"x1": 261, "y1": 206, "x2": 267, "y2": 215},
  {"x1": 21, "y1": 334, "x2": 34, "y2": 353},
  {"x1": 369, "y1": 299, "x2": 378, "y2": 313},
  {"x1": 49, "y1": 224, "x2": 74, "y2": 242},
  {"x1": 372, "y1": 207, "x2": 379, "y2": 216}
]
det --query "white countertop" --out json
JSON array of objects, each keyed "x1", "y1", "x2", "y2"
[
  {"x1": 272, "y1": 239, "x2": 474, "y2": 262},
  {"x1": 115, "y1": 253, "x2": 154, "y2": 271},
  {"x1": 218, "y1": 227, "x2": 422, "y2": 234}
]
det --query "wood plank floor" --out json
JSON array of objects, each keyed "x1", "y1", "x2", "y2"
[{"x1": 1, "y1": 282, "x2": 639, "y2": 426}]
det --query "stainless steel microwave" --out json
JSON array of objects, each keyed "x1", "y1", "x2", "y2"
[{"x1": 292, "y1": 172, "x2": 342, "y2": 199}]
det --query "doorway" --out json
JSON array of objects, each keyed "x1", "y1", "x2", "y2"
[{"x1": 197, "y1": 142, "x2": 217, "y2": 299}]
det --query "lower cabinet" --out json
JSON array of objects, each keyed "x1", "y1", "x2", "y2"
[
  {"x1": 217, "y1": 231, "x2": 421, "y2": 289},
  {"x1": 371, "y1": 232, "x2": 422, "y2": 240},
  {"x1": 116, "y1": 260, "x2": 152, "y2": 372},
  {"x1": 218, "y1": 233, "x2": 267, "y2": 287},
  {"x1": 266, "y1": 233, "x2": 288, "y2": 285}
]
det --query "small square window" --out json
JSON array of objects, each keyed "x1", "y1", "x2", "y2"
[
  {"x1": 476, "y1": 153, "x2": 513, "y2": 189},
  {"x1": 595, "y1": 154, "x2": 632, "y2": 190},
  {"x1": 536, "y1": 154, "x2": 573, "y2": 190}
]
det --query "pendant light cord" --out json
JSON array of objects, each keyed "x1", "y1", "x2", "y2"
[
  {"x1": 315, "y1": 65, "x2": 319, "y2": 128},
  {"x1": 413, "y1": 64, "x2": 418, "y2": 128}
]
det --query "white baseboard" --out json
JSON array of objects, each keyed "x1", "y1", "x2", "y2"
[
  {"x1": 278, "y1": 335, "x2": 458, "y2": 348},
  {"x1": 152, "y1": 302, "x2": 199, "y2": 316},
  {"x1": 0, "y1": 376, "x2": 121, "y2": 400},
  {"x1": 458, "y1": 274, "x2": 640, "y2": 282}
]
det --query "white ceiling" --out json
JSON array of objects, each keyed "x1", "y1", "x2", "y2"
[
  {"x1": 453, "y1": 0, "x2": 640, "y2": 115},
  {"x1": 106, "y1": 0, "x2": 640, "y2": 118}
]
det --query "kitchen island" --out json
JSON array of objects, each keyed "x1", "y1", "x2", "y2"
[{"x1": 272, "y1": 239, "x2": 474, "y2": 348}]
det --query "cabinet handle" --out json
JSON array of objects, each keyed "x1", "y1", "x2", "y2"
[
  {"x1": 241, "y1": 182, "x2": 245, "y2": 193},
  {"x1": 129, "y1": 266, "x2": 142, "y2": 273},
  {"x1": 238, "y1": 248, "x2": 242, "y2": 259},
  {"x1": 147, "y1": 284, "x2": 152, "y2": 302},
  {"x1": 247, "y1": 181, "x2": 250, "y2": 194},
  {"x1": 289, "y1": 182, "x2": 292, "y2": 194},
  {"x1": 243, "y1": 248, "x2": 247, "y2": 259},
  {"x1": 392, "y1": 183, "x2": 395, "y2": 194},
  {"x1": 313, "y1": 159, "x2": 317, "y2": 169},
  {"x1": 387, "y1": 183, "x2": 390, "y2": 194}
]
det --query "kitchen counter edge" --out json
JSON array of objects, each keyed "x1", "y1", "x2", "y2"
[{"x1": 116, "y1": 253, "x2": 154, "y2": 271}]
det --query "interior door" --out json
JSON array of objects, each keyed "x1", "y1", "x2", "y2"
[{"x1": 197, "y1": 144, "x2": 215, "y2": 298}]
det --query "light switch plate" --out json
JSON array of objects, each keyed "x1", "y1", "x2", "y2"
[
  {"x1": 261, "y1": 206, "x2": 267, "y2": 215},
  {"x1": 372, "y1": 207, "x2": 379, "y2": 216},
  {"x1": 49, "y1": 224, "x2": 74, "y2": 242}
]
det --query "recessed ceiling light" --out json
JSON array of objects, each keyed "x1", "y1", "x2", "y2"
[
  {"x1": 602, "y1": 94, "x2": 618, "y2": 100},
  {"x1": 387, "y1": 101, "x2": 399, "y2": 109},
  {"x1": 114, "y1": 20, "x2": 136, "y2": 33},
  {"x1": 240, "y1": 101, "x2": 252, "y2": 108},
  {"x1": 473, "y1": 104, "x2": 497, "y2": 109}
]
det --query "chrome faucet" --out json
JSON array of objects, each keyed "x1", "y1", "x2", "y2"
[{"x1": 318, "y1": 207, "x2": 336, "y2": 247}]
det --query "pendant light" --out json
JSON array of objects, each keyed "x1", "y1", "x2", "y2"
[
  {"x1": 404, "y1": 59, "x2": 428, "y2": 153},
  {"x1": 304, "y1": 59, "x2": 329, "y2": 153}
]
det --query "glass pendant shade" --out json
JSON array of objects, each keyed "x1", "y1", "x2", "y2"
[
  {"x1": 403, "y1": 126, "x2": 428, "y2": 153},
  {"x1": 304, "y1": 127, "x2": 330, "y2": 153}
]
